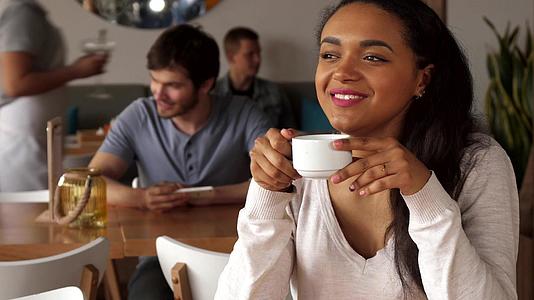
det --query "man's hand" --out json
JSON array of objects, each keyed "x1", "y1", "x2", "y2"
[{"x1": 141, "y1": 181, "x2": 189, "y2": 212}]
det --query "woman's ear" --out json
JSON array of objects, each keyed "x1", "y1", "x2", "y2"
[{"x1": 415, "y1": 64, "x2": 434, "y2": 96}]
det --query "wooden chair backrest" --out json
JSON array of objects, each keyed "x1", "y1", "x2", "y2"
[
  {"x1": 156, "y1": 236, "x2": 230, "y2": 300},
  {"x1": 47, "y1": 117, "x2": 63, "y2": 221}
]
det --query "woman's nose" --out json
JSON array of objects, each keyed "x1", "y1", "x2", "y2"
[{"x1": 332, "y1": 57, "x2": 362, "y2": 82}]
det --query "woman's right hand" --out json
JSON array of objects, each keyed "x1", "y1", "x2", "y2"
[{"x1": 250, "y1": 128, "x2": 301, "y2": 191}]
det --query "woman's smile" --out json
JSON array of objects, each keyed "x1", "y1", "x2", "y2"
[{"x1": 330, "y1": 88, "x2": 368, "y2": 107}]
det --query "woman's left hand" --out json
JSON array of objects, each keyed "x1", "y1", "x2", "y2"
[{"x1": 330, "y1": 137, "x2": 431, "y2": 196}]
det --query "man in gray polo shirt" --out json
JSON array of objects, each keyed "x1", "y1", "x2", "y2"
[{"x1": 89, "y1": 24, "x2": 272, "y2": 300}]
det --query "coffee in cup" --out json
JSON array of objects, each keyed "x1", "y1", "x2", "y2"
[{"x1": 292, "y1": 134, "x2": 352, "y2": 178}]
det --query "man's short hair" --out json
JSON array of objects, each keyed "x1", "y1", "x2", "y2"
[
  {"x1": 223, "y1": 27, "x2": 259, "y2": 56},
  {"x1": 147, "y1": 24, "x2": 219, "y2": 89}
]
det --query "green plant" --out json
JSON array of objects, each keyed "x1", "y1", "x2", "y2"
[{"x1": 484, "y1": 17, "x2": 533, "y2": 186}]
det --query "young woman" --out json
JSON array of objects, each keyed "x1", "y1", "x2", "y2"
[{"x1": 216, "y1": 0, "x2": 519, "y2": 299}]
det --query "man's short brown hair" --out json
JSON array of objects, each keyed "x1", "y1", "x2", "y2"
[
  {"x1": 223, "y1": 27, "x2": 259, "y2": 56},
  {"x1": 147, "y1": 24, "x2": 219, "y2": 89}
]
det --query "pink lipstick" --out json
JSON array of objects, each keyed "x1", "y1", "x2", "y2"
[{"x1": 329, "y1": 88, "x2": 368, "y2": 108}]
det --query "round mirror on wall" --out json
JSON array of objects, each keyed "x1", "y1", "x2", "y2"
[{"x1": 76, "y1": 0, "x2": 222, "y2": 29}]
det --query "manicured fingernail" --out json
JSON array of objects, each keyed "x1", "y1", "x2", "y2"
[
  {"x1": 331, "y1": 174, "x2": 341, "y2": 184},
  {"x1": 349, "y1": 184, "x2": 356, "y2": 192},
  {"x1": 359, "y1": 189, "x2": 366, "y2": 196},
  {"x1": 332, "y1": 139, "x2": 343, "y2": 147}
]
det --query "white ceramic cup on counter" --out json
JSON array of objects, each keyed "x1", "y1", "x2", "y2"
[{"x1": 292, "y1": 134, "x2": 352, "y2": 178}]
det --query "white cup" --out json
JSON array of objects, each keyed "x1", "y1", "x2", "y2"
[{"x1": 292, "y1": 134, "x2": 352, "y2": 178}]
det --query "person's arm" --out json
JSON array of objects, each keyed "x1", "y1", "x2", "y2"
[
  {"x1": 215, "y1": 179, "x2": 295, "y2": 299},
  {"x1": 90, "y1": 100, "x2": 186, "y2": 211},
  {"x1": 89, "y1": 151, "x2": 145, "y2": 208},
  {"x1": 89, "y1": 152, "x2": 189, "y2": 211},
  {"x1": 216, "y1": 128, "x2": 299, "y2": 298},
  {"x1": 405, "y1": 145, "x2": 518, "y2": 299},
  {"x1": 0, "y1": 51, "x2": 107, "y2": 98}
]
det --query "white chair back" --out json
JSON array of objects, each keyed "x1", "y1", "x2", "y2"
[
  {"x1": 0, "y1": 237, "x2": 108, "y2": 299},
  {"x1": 0, "y1": 190, "x2": 49, "y2": 203},
  {"x1": 156, "y1": 236, "x2": 230, "y2": 300},
  {"x1": 11, "y1": 286, "x2": 84, "y2": 300}
]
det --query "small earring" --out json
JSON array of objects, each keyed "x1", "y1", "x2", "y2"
[{"x1": 414, "y1": 89, "x2": 425, "y2": 100}]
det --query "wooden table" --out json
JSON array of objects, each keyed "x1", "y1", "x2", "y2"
[
  {"x1": 0, "y1": 203, "x2": 242, "y2": 260},
  {"x1": 64, "y1": 130, "x2": 104, "y2": 159},
  {"x1": 117, "y1": 204, "x2": 241, "y2": 257},
  {"x1": 0, "y1": 202, "x2": 242, "y2": 300},
  {"x1": 0, "y1": 203, "x2": 123, "y2": 261}
]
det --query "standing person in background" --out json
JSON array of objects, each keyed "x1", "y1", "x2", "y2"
[
  {"x1": 213, "y1": 26, "x2": 297, "y2": 129},
  {"x1": 0, "y1": 0, "x2": 108, "y2": 192},
  {"x1": 216, "y1": 0, "x2": 519, "y2": 299}
]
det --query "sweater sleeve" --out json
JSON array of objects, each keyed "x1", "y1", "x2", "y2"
[
  {"x1": 215, "y1": 179, "x2": 296, "y2": 300},
  {"x1": 403, "y1": 145, "x2": 519, "y2": 299}
]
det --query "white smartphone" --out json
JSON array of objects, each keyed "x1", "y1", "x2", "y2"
[{"x1": 175, "y1": 186, "x2": 215, "y2": 200}]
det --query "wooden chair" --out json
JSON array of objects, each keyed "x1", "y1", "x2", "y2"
[
  {"x1": 47, "y1": 117, "x2": 63, "y2": 221},
  {"x1": 0, "y1": 237, "x2": 108, "y2": 300},
  {"x1": 11, "y1": 286, "x2": 84, "y2": 300},
  {"x1": 156, "y1": 236, "x2": 230, "y2": 300}
]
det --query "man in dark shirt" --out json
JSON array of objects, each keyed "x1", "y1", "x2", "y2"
[{"x1": 213, "y1": 26, "x2": 296, "y2": 129}]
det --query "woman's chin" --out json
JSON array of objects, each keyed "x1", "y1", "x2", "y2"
[{"x1": 330, "y1": 121, "x2": 356, "y2": 136}]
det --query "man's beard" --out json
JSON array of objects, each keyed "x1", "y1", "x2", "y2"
[{"x1": 158, "y1": 94, "x2": 200, "y2": 119}]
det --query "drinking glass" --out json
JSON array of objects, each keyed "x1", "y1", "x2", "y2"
[{"x1": 80, "y1": 29, "x2": 115, "y2": 99}]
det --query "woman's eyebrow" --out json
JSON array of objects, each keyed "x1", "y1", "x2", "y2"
[
  {"x1": 360, "y1": 39, "x2": 394, "y2": 52},
  {"x1": 320, "y1": 36, "x2": 394, "y2": 53}
]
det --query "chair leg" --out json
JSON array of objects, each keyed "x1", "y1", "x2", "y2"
[
  {"x1": 80, "y1": 264, "x2": 99, "y2": 300},
  {"x1": 103, "y1": 259, "x2": 122, "y2": 300},
  {"x1": 171, "y1": 263, "x2": 192, "y2": 300}
]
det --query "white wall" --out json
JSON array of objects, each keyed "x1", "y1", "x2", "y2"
[
  {"x1": 448, "y1": 0, "x2": 533, "y2": 114},
  {"x1": 40, "y1": 0, "x2": 533, "y2": 114},
  {"x1": 39, "y1": 0, "x2": 328, "y2": 85}
]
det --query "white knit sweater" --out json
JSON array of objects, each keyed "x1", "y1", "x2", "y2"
[{"x1": 216, "y1": 136, "x2": 519, "y2": 300}]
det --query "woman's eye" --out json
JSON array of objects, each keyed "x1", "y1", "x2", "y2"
[{"x1": 363, "y1": 55, "x2": 387, "y2": 62}]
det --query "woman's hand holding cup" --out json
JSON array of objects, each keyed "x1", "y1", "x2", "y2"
[
  {"x1": 250, "y1": 128, "x2": 301, "y2": 191},
  {"x1": 330, "y1": 137, "x2": 431, "y2": 196}
]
